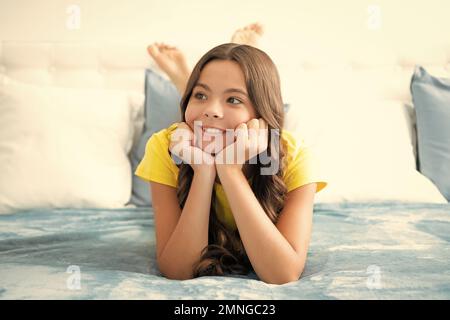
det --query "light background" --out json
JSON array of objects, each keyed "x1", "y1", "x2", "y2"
[{"x1": 1, "y1": 0, "x2": 449, "y2": 73}]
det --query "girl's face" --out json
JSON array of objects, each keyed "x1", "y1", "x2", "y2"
[{"x1": 185, "y1": 59, "x2": 257, "y2": 154}]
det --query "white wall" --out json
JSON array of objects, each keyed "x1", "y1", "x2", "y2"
[
  {"x1": 1, "y1": 0, "x2": 449, "y2": 55},
  {"x1": 1, "y1": 0, "x2": 449, "y2": 102}
]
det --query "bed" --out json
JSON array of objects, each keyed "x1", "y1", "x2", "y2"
[{"x1": 1, "y1": 202, "x2": 449, "y2": 299}]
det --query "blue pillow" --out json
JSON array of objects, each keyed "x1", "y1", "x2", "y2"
[
  {"x1": 129, "y1": 69, "x2": 181, "y2": 206},
  {"x1": 410, "y1": 65, "x2": 450, "y2": 202}
]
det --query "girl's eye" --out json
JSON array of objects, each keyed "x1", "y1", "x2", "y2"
[
  {"x1": 228, "y1": 97, "x2": 242, "y2": 105},
  {"x1": 193, "y1": 92, "x2": 242, "y2": 105},
  {"x1": 194, "y1": 92, "x2": 206, "y2": 100}
]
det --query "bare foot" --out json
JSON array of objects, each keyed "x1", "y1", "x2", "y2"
[
  {"x1": 230, "y1": 22, "x2": 264, "y2": 48},
  {"x1": 147, "y1": 42, "x2": 191, "y2": 94}
]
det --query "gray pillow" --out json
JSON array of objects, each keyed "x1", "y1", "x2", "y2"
[
  {"x1": 129, "y1": 69, "x2": 181, "y2": 206},
  {"x1": 410, "y1": 65, "x2": 450, "y2": 202}
]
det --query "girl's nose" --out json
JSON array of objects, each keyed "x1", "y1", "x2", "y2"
[
  {"x1": 204, "y1": 112, "x2": 221, "y2": 119},
  {"x1": 203, "y1": 104, "x2": 223, "y2": 119}
]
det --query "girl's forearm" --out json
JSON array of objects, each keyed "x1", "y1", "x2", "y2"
[{"x1": 158, "y1": 170, "x2": 215, "y2": 280}]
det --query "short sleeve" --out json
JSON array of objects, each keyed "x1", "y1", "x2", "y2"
[
  {"x1": 134, "y1": 133, "x2": 178, "y2": 188},
  {"x1": 282, "y1": 132, "x2": 328, "y2": 194}
]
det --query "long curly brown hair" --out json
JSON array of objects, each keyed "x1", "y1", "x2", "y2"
[{"x1": 176, "y1": 43, "x2": 288, "y2": 278}]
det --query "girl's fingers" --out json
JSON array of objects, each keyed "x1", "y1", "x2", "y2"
[
  {"x1": 169, "y1": 123, "x2": 194, "y2": 153},
  {"x1": 258, "y1": 119, "x2": 269, "y2": 153},
  {"x1": 236, "y1": 122, "x2": 248, "y2": 142},
  {"x1": 235, "y1": 123, "x2": 248, "y2": 163},
  {"x1": 169, "y1": 139, "x2": 189, "y2": 164},
  {"x1": 178, "y1": 127, "x2": 194, "y2": 142},
  {"x1": 246, "y1": 119, "x2": 259, "y2": 159},
  {"x1": 193, "y1": 121, "x2": 204, "y2": 147}
]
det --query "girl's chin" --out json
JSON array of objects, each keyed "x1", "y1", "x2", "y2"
[
  {"x1": 198, "y1": 141, "x2": 224, "y2": 155},
  {"x1": 195, "y1": 132, "x2": 234, "y2": 154}
]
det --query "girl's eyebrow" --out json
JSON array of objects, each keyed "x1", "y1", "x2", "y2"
[{"x1": 195, "y1": 82, "x2": 248, "y2": 97}]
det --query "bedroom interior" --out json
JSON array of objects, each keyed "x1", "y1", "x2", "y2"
[{"x1": 0, "y1": 0, "x2": 449, "y2": 299}]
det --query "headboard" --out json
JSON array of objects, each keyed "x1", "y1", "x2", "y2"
[
  {"x1": 2, "y1": 40, "x2": 449, "y2": 101},
  {"x1": 0, "y1": 41, "x2": 155, "y2": 93}
]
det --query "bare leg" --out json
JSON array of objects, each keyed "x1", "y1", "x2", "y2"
[
  {"x1": 147, "y1": 22, "x2": 265, "y2": 95},
  {"x1": 147, "y1": 43, "x2": 191, "y2": 95}
]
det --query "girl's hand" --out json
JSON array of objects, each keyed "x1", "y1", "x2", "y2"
[
  {"x1": 215, "y1": 118, "x2": 269, "y2": 171},
  {"x1": 169, "y1": 122, "x2": 216, "y2": 175}
]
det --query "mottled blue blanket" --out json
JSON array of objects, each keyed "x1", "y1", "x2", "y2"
[{"x1": 1, "y1": 202, "x2": 449, "y2": 299}]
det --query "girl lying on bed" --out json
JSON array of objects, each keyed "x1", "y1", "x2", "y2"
[{"x1": 135, "y1": 23, "x2": 327, "y2": 284}]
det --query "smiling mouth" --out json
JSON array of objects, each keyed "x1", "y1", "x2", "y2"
[{"x1": 202, "y1": 127, "x2": 225, "y2": 135}]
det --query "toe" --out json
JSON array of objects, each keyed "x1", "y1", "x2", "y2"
[
  {"x1": 162, "y1": 43, "x2": 176, "y2": 50},
  {"x1": 256, "y1": 24, "x2": 264, "y2": 35},
  {"x1": 147, "y1": 44, "x2": 160, "y2": 56}
]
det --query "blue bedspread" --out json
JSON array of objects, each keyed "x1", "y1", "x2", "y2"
[{"x1": 1, "y1": 202, "x2": 449, "y2": 299}]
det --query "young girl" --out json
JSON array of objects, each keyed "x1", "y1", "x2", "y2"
[{"x1": 135, "y1": 23, "x2": 327, "y2": 285}]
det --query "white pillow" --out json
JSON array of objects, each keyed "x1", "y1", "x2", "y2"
[
  {"x1": 0, "y1": 76, "x2": 143, "y2": 214},
  {"x1": 288, "y1": 98, "x2": 447, "y2": 203}
]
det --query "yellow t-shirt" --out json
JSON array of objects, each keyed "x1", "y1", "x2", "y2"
[{"x1": 135, "y1": 122, "x2": 327, "y2": 231}]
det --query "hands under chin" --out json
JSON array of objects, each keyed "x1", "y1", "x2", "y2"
[
  {"x1": 215, "y1": 118, "x2": 269, "y2": 172},
  {"x1": 170, "y1": 118, "x2": 269, "y2": 176}
]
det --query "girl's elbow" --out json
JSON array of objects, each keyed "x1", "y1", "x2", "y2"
[
  {"x1": 284, "y1": 263, "x2": 305, "y2": 284},
  {"x1": 285, "y1": 269, "x2": 303, "y2": 284},
  {"x1": 271, "y1": 273, "x2": 301, "y2": 285},
  {"x1": 275, "y1": 272, "x2": 302, "y2": 285},
  {"x1": 158, "y1": 260, "x2": 194, "y2": 281},
  {"x1": 163, "y1": 272, "x2": 194, "y2": 281},
  {"x1": 282, "y1": 257, "x2": 306, "y2": 284},
  {"x1": 263, "y1": 266, "x2": 304, "y2": 285}
]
